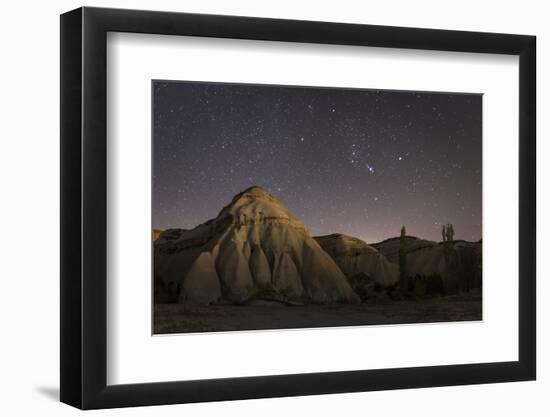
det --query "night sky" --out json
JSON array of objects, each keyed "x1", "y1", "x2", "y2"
[{"x1": 153, "y1": 81, "x2": 481, "y2": 243}]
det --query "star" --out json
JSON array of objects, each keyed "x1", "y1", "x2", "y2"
[{"x1": 153, "y1": 81, "x2": 481, "y2": 242}]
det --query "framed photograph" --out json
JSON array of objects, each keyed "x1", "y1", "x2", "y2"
[{"x1": 60, "y1": 7, "x2": 536, "y2": 409}]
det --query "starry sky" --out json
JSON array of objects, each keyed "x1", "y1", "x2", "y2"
[{"x1": 153, "y1": 81, "x2": 482, "y2": 243}]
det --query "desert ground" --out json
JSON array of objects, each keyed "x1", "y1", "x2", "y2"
[{"x1": 154, "y1": 294, "x2": 481, "y2": 334}]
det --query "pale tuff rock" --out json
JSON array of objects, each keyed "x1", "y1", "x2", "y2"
[
  {"x1": 179, "y1": 252, "x2": 221, "y2": 304},
  {"x1": 154, "y1": 186, "x2": 359, "y2": 305},
  {"x1": 215, "y1": 230, "x2": 255, "y2": 302},
  {"x1": 406, "y1": 244, "x2": 447, "y2": 277},
  {"x1": 315, "y1": 234, "x2": 399, "y2": 286},
  {"x1": 371, "y1": 235, "x2": 481, "y2": 289},
  {"x1": 272, "y1": 252, "x2": 304, "y2": 299},
  {"x1": 406, "y1": 241, "x2": 482, "y2": 280},
  {"x1": 248, "y1": 244, "x2": 272, "y2": 287},
  {"x1": 372, "y1": 236, "x2": 436, "y2": 264},
  {"x1": 301, "y1": 241, "x2": 359, "y2": 303},
  {"x1": 219, "y1": 186, "x2": 309, "y2": 233}
]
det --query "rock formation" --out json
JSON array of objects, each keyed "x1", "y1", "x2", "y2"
[
  {"x1": 314, "y1": 234, "x2": 399, "y2": 286},
  {"x1": 154, "y1": 186, "x2": 359, "y2": 305},
  {"x1": 372, "y1": 236, "x2": 437, "y2": 263},
  {"x1": 405, "y1": 240, "x2": 482, "y2": 292},
  {"x1": 153, "y1": 229, "x2": 163, "y2": 241}
]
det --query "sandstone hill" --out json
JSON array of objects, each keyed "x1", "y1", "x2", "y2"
[
  {"x1": 154, "y1": 186, "x2": 359, "y2": 305},
  {"x1": 314, "y1": 234, "x2": 398, "y2": 286}
]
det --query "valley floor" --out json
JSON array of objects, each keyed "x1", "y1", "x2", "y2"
[{"x1": 154, "y1": 295, "x2": 482, "y2": 334}]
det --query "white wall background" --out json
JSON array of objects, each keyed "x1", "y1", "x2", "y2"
[{"x1": 0, "y1": 0, "x2": 545, "y2": 415}]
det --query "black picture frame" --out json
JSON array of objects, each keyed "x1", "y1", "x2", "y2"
[{"x1": 60, "y1": 6, "x2": 536, "y2": 410}]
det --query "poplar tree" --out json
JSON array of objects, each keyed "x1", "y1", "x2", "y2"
[{"x1": 399, "y1": 225, "x2": 408, "y2": 295}]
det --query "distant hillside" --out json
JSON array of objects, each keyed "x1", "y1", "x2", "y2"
[
  {"x1": 371, "y1": 236, "x2": 437, "y2": 263},
  {"x1": 314, "y1": 234, "x2": 398, "y2": 286}
]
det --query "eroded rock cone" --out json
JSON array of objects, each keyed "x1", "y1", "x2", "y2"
[
  {"x1": 315, "y1": 233, "x2": 399, "y2": 286},
  {"x1": 154, "y1": 186, "x2": 360, "y2": 305}
]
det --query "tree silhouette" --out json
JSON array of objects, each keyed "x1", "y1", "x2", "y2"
[
  {"x1": 398, "y1": 225, "x2": 408, "y2": 296},
  {"x1": 442, "y1": 223, "x2": 461, "y2": 294},
  {"x1": 442, "y1": 224, "x2": 455, "y2": 242}
]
